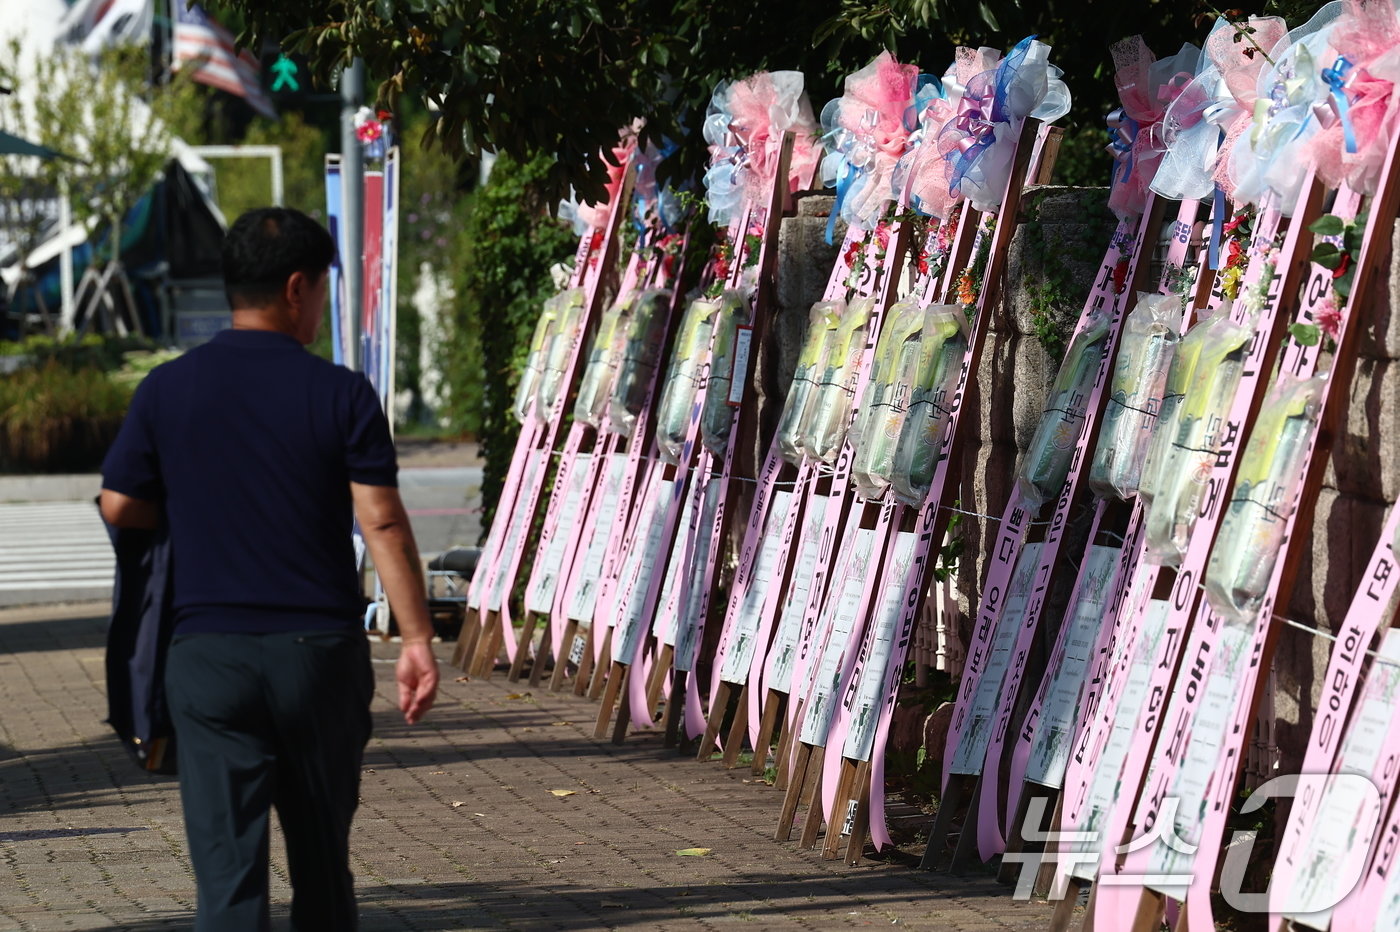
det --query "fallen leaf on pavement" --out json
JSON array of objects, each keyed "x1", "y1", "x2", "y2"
[
  {"x1": 455, "y1": 676, "x2": 470, "y2": 683},
  {"x1": 451, "y1": 801, "x2": 465, "y2": 808},
  {"x1": 505, "y1": 692, "x2": 531, "y2": 700},
  {"x1": 675, "y1": 848, "x2": 711, "y2": 857},
  {"x1": 550, "y1": 789, "x2": 576, "y2": 797}
]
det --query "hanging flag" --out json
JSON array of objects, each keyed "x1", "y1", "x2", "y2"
[{"x1": 171, "y1": 2, "x2": 276, "y2": 119}]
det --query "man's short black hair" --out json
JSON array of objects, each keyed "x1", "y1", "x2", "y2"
[{"x1": 222, "y1": 207, "x2": 336, "y2": 309}]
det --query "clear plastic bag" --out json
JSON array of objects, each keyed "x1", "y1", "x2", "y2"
[
  {"x1": 534, "y1": 288, "x2": 586, "y2": 425},
  {"x1": 700, "y1": 291, "x2": 753, "y2": 455},
  {"x1": 512, "y1": 291, "x2": 566, "y2": 424},
  {"x1": 1136, "y1": 310, "x2": 1219, "y2": 509},
  {"x1": 1204, "y1": 374, "x2": 1324, "y2": 625},
  {"x1": 1087, "y1": 294, "x2": 1181, "y2": 500},
  {"x1": 1143, "y1": 312, "x2": 1252, "y2": 566},
  {"x1": 574, "y1": 294, "x2": 633, "y2": 429},
  {"x1": 777, "y1": 300, "x2": 845, "y2": 464},
  {"x1": 807, "y1": 296, "x2": 877, "y2": 464},
  {"x1": 851, "y1": 300, "x2": 924, "y2": 500},
  {"x1": 890, "y1": 305, "x2": 967, "y2": 505},
  {"x1": 1016, "y1": 309, "x2": 1113, "y2": 509},
  {"x1": 655, "y1": 296, "x2": 721, "y2": 464},
  {"x1": 607, "y1": 289, "x2": 672, "y2": 437}
]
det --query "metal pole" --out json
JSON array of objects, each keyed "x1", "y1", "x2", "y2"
[
  {"x1": 340, "y1": 58, "x2": 365, "y2": 372},
  {"x1": 58, "y1": 179, "x2": 74, "y2": 333},
  {"x1": 270, "y1": 147, "x2": 284, "y2": 207}
]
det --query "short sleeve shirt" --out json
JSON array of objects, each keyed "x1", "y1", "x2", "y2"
[{"x1": 101, "y1": 329, "x2": 397, "y2": 634}]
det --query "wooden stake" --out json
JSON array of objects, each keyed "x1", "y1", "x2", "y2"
[
  {"x1": 549, "y1": 619, "x2": 579, "y2": 691},
  {"x1": 948, "y1": 775, "x2": 983, "y2": 871},
  {"x1": 843, "y1": 760, "x2": 873, "y2": 865},
  {"x1": 506, "y1": 612, "x2": 539, "y2": 681},
  {"x1": 797, "y1": 744, "x2": 828, "y2": 848},
  {"x1": 920, "y1": 774, "x2": 971, "y2": 870},
  {"x1": 822, "y1": 758, "x2": 860, "y2": 859},
  {"x1": 611, "y1": 671, "x2": 632, "y2": 745},
  {"x1": 645, "y1": 644, "x2": 675, "y2": 712},
  {"x1": 752, "y1": 691, "x2": 785, "y2": 777},
  {"x1": 527, "y1": 632, "x2": 551, "y2": 688},
  {"x1": 573, "y1": 625, "x2": 597, "y2": 696},
  {"x1": 720, "y1": 686, "x2": 750, "y2": 768},
  {"x1": 593, "y1": 661, "x2": 627, "y2": 738},
  {"x1": 776, "y1": 742, "x2": 813, "y2": 841},
  {"x1": 695, "y1": 681, "x2": 733, "y2": 761},
  {"x1": 663, "y1": 668, "x2": 685, "y2": 748},
  {"x1": 586, "y1": 629, "x2": 613, "y2": 699},
  {"x1": 469, "y1": 610, "x2": 503, "y2": 677},
  {"x1": 452, "y1": 606, "x2": 482, "y2": 670},
  {"x1": 1048, "y1": 877, "x2": 1084, "y2": 932},
  {"x1": 773, "y1": 705, "x2": 798, "y2": 791}
]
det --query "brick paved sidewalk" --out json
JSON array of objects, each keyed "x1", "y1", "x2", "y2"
[{"x1": 0, "y1": 604, "x2": 1057, "y2": 931}]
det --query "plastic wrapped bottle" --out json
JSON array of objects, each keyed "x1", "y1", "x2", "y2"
[
  {"x1": 1087, "y1": 294, "x2": 1181, "y2": 500},
  {"x1": 1143, "y1": 312, "x2": 1252, "y2": 565},
  {"x1": 607, "y1": 289, "x2": 672, "y2": 437},
  {"x1": 512, "y1": 292, "x2": 564, "y2": 424},
  {"x1": 654, "y1": 296, "x2": 721, "y2": 464},
  {"x1": 777, "y1": 300, "x2": 845, "y2": 464},
  {"x1": 807, "y1": 296, "x2": 877, "y2": 464},
  {"x1": 534, "y1": 288, "x2": 586, "y2": 425},
  {"x1": 1204, "y1": 374, "x2": 1324, "y2": 625},
  {"x1": 1016, "y1": 309, "x2": 1113, "y2": 509},
  {"x1": 1136, "y1": 310, "x2": 1219, "y2": 509},
  {"x1": 851, "y1": 300, "x2": 924, "y2": 500},
  {"x1": 573, "y1": 294, "x2": 634, "y2": 428},
  {"x1": 890, "y1": 305, "x2": 967, "y2": 505},
  {"x1": 700, "y1": 291, "x2": 753, "y2": 455}
]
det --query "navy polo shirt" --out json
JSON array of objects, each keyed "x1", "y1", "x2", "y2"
[{"x1": 101, "y1": 329, "x2": 398, "y2": 635}]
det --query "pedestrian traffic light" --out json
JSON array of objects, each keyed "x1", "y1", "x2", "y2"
[{"x1": 270, "y1": 54, "x2": 300, "y2": 94}]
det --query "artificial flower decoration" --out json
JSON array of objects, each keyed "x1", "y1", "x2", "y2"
[
  {"x1": 891, "y1": 48, "x2": 1001, "y2": 220},
  {"x1": 1151, "y1": 15, "x2": 1287, "y2": 202},
  {"x1": 702, "y1": 71, "x2": 821, "y2": 229},
  {"x1": 559, "y1": 131, "x2": 638, "y2": 237},
  {"x1": 1104, "y1": 37, "x2": 1203, "y2": 220},
  {"x1": 937, "y1": 37, "x2": 1072, "y2": 213},
  {"x1": 1300, "y1": 0, "x2": 1400, "y2": 196},
  {"x1": 818, "y1": 52, "x2": 921, "y2": 238}
]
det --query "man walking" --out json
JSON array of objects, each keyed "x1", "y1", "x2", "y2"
[{"x1": 100, "y1": 207, "x2": 438, "y2": 931}]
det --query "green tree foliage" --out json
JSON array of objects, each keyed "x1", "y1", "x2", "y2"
[
  {"x1": 0, "y1": 43, "x2": 176, "y2": 265},
  {"x1": 209, "y1": 111, "x2": 330, "y2": 222},
  {"x1": 445, "y1": 151, "x2": 575, "y2": 521},
  {"x1": 208, "y1": 0, "x2": 1251, "y2": 202}
]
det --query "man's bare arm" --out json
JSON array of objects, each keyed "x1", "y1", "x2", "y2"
[
  {"x1": 99, "y1": 489, "x2": 161, "y2": 530},
  {"x1": 351, "y1": 481, "x2": 438, "y2": 724}
]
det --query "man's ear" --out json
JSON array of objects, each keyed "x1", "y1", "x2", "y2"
[{"x1": 285, "y1": 270, "x2": 309, "y2": 310}]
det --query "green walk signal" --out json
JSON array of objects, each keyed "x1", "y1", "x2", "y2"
[{"x1": 270, "y1": 54, "x2": 300, "y2": 94}]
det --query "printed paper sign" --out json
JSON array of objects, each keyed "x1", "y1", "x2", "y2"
[
  {"x1": 674, "y1": 478, "x2": 723, "y2": 673},
  {"x1": 949, "y1": 542, "x2": 1044, "y2": 774},
  {"x1": 719, "y1": 491, "x2": 794, "y2": 683},
  {"x1": 800, "y1": 528, "x2": 878, "y2": 746},
  {"x1": 525, "y1": 453, "x2": 593, "y2": 615},
  {"x1": 843, "y1": 531, "x2": 918, "y2": 762},
  {"x1": 611, "y1": 479, "x2": 675, "y2": 661},
  {"x1": 1026, "y1": 545, "x2": 1121, "y2": 787},
  {"x1": 766, "y1": 496, "x2": 828, "y2": 693},
  {"x1": 565, "y1": 454, "x2": 628, "y2": 622},
  {"x1": 484, "y1": 452, "x2": 544, "y2": 613}
]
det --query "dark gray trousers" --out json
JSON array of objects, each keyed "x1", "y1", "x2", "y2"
[{"x1": 165, "y1": 629, "x2": 374, "y2": 931}]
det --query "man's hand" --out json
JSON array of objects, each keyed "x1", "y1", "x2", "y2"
[{"x1": 396, "y1": 640, "x2": 439, "y2": 725}]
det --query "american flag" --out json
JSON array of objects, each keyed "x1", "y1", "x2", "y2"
[{"x1": 171, "y1": 2, "x2": 276, "y2": 119}]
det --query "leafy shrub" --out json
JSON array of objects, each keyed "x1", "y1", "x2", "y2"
[{"x1": 0, "y1": 361, "x2": 133, "y2": 473}]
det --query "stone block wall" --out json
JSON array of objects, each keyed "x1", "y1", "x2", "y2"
[{"x1": 768, "y1": 186, "x2": 1400, "y2": 776}]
